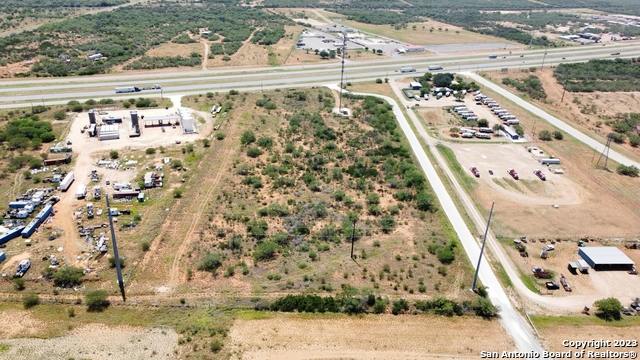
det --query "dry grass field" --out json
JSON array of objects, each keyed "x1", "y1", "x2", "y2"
[
  {"x1": 228, "y1": 312, "x2": 516, "y2": 359},
  {"x1": 146, "y1": 42, "x2": 204, "y2": 58}
]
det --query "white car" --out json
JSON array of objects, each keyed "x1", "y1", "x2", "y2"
[{"x1": 545, "y1": 245, "x2": 555, "y2": 251}]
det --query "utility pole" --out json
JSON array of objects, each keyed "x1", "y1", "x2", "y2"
[
  {"x1": 350, "y1": 219, "x2": 357, "y2": 259},
  {"x1": 472, "y1": 202, "x2": 495, "y2": 293},
  {"x1": 540, "y1": 49, "x2": 548, "y2": 69},
  {"x1": 338, "y1": 30, "x2": 347, "y2": 115},
  {"x1": 106, "y1": 194, "x2": 126, "y2": 302},
  {"x1": 529, "y1": 30, "x2": 534, "y2": 49},
  {"x1": 560, "y1": 81, "x2": 568, "y2": 102},
  {"x1": 532, "y1": 118, "x2": 537, "y2": 139}
]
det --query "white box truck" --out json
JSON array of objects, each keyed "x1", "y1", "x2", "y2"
[
  {"x1": 75, "y1": 184, "x2": 87, "y2": 199},
  {"x1": 400, "y1": 67, "x2": 417, "y2": 73},
  {"x1": 60, "y1": 172, "x2": 74, "y2": 192}
]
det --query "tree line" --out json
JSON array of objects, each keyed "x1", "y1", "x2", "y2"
[{"x1": 554, "y1": 58, "x2": 640, "y2": 92}]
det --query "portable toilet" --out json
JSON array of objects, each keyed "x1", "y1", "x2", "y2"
[
  {"x1": 0, "y1": 252, "x2": 5, "y2": 263},
  {"x1": 137, "y1": 193, "x2": 145, "y2": 202}
]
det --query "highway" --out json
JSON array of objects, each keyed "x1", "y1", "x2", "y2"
[
  {"x1": 2, "y1": 41, "x2": 640, "y2": 108},
  {"x1": 335, "y1": 84, "x2": 545, "y2": 354}
]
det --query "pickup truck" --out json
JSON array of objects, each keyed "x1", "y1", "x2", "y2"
[{"x1": 611, "y1": 52, "x2": 621, "y2": 55}]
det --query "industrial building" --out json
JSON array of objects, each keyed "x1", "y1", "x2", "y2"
[
  {"x1": 409, "y1": 82, "x2": 423, "y2": 90},
  {"x1": 99, "y1": 124, "x2": 120, "y2": 141},
  {"x1": 178, "y1": 108, "x2": 197, "y2": 134},
  {"x1": 578, "y1": 247, "x2": 634, "y2": 271}
]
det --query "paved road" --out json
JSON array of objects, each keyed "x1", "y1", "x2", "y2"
[
  {"x1": 467, "y1": 73, "x2": 640, "y2": 169},
  {"x1": 333, "y1": 84, "x2": 545, "y2": 354}
]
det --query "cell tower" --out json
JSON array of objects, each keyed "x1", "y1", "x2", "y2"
[
  {"x1": 596, "y1": 133, "x2": 613, "y2": 169},
  {"x1": 106, "y1": 194, "x2": 126, "y2": 301}
]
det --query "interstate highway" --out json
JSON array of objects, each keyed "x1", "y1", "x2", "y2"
[{"x1": 1, "y1": 41, "x2": 640, "y2": 107}]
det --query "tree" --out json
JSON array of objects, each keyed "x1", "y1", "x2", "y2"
[
  {"x1": 254, "y1": 241, "x2": 279, "y2": 261},
  {"x1": 376, "y1": 49, "x2": 383, "y2": 55},
  {"x1": 329, "y1": 50, "x2": 336, "y2": 59},
  {"x1": 85, "y1": 290, "x2": 110, "y2": 312},
  {"x1": 433, "y1": 73, "x2": 454, "y2": 87},
  {"x1": 109, "y1": 150, "x2": 119, "y2": 159},
  {"x1": 416, "y1": 192, "x2": 436, "y2": 212},
  {"x1": 513, "y1": 125, "x2": 524, "y2": 136},
  {"x1": 108, "y1": 256, "x2": 126, "y2": 268},
  {"x1": 478, "y1": 119, "x2": 489, "y2": 128},
  {"x1": 553, "y1": 131, "x2": 564, "y2": 140},
  {"x1": 202, "y1": 139, "x2": 211, "y2": 147},
  {"x1": 454, "y1": 92, "x2": 464, "y2": 101},
  {"x1": 145, "y1": 147, "x2": 156, "y2": 155},
  {"x1": 241, "y1": 130, "x2": 256, "y2": 145},
  {"x1": 319, "y1": 50, "x2": 329, "y2": 59},
  {"x1": 470, "y1": 297, "x2": 499, "y2": 318},
  {"x1": 538, "y1": 130, "x2": 552, "y2": 141},
  {"x1": 53, "y1": 266, "x2": 84, "y2": 287},
  {"x1": 375, "y1": 78, "x2": 383, "y2": 84},
  {"x1": 593, "y1": 297, "x2": 622, "y2": 321}
]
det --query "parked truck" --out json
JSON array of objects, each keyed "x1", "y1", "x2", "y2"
[
  {"x1": 115, "y1": 86, "x2": 141, "y2": 94},
  {"x1": 400, "y1": 67, "x2": 417, "y2": 73},
  {"x1": 428, "y1": 65, "x2": 443, "y2": 71},
  {"x1": 508, "y1": 168, "x2": 519, "y2": 180},
  {"x1": 470, "y1": 166, "x2": 480, "y2": 178},
  {"x1": 75, "y1": 184, "x2": 87, "y2": 199},
  {"x1": 533, "y1": 169, "x2": 546, "y2": 181},
  {"x1": 560, "y1": 274, "x2": 572, "y2": 292},
  {"x1": 60, "y1": 172, "x2": 74, "y2": 192},
  {"x1": 14, "y1": 259, "x2": 30, "y2": 278}
]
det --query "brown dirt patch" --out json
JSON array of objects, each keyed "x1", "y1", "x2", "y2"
[
  {"x1": 536, "y1": 321, "x2": 640, "y2": 352},
  {"x1": 145, "y1": 42, "x2": 204, "y2": 58},
  {"x1": 0, "y1": 310, "x2": 46, "y2": 338},
  {"x1": 228, "y1": 313, "x2": 515, "y2": 359},
  {"x1": 0, "y1": 324, "x2": 178, "y2": 359}
]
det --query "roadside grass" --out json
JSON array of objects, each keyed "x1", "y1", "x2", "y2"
[
  {"x1": 492, "y1": 178, "x2": 508, "y2": 190},
  {"x1": 493, "y1": 261, "x2": 513, "y2": 288},
  {"x1": 502, "y1": 177, "x2": 522, "y2": 192},
  {"x1": 436, "y1": 145, "x2": 478, "y2": 192},
  {"x1": 517, "y1": 268, "x2": 540, "y2": 294},
  {"x1": 267, "y1": 46, "x2": 280, "y2": 66},
  {"x1": 531, "y1": 315, "x2": 640, "y2": 329}
]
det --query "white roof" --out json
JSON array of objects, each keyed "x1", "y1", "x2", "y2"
[
  {"x1": 410, "y1": 82, "x2": 422, "y2": 88},
  {"x1": 579, "y1": 247, "x2": 634, "y2": 265}
]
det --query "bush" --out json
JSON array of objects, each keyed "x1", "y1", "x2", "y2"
[
  {"x1": 436, "y1": 246, "x2": 455, "y2": 264},
  {"x1": 109, "y1": 150, "x2": 119, "y2": 159},
  {"x1": 145, "y1": 148, "x2": 156, "y2": 155},
  {"x1": 594, "y1": 297, "x2": 622, "y2": 321},
  {"x1": 538, "y1": 130, "x2": 552, "y2": 141},
  {"x1": 216, "y1": 133, "x2": 226, "y2": 140},
  {"x1": 392, "y1": 299, "x2": 409, "y2": 315},
  {"x1": 23, "y1": 294, "x2": 40, "y2": 309},
  {"x1": 13, "y1": 278, "x2": 25, "y2": 291},
  {"x1": 198, "y1": 252, "x2": 224, "y2": 273},
  {"x1": 173, "y1": 189, "x2": 183, "y2": 198},
  {"x1": 553, "y1": 131, "x2": 564, "y2": 140},
  {"x1": 470, "y1": 297, "x2": 499, "y2": 318},
  {"x1": 246, "y1": 147, "x2": 264, "y2": 158},
  {"x1": 241, "y1": 130, "x2": 256, "y2": 145},
  {"x1": 141, "y1": 241, "x2": 151, "y2": 251},
  {"x1": 477, "y1": 119, "x2": 489, "y2": 128},
  {"x1": 210, "y1": 339, "x2": 223, "y2": 353},
  {"x1": 254, "y1": 241, "x2": 279, "y2": 262},
  {"x1": 85, "y1": 290, "x2": 110, "y2": 312},
  {"x1": 54, "y1": 110, "x2": 66, "y2": 120},
  {"x1": 375, "y1": 78, "x2": 383, "y2": 84},
  {"x1": 617, "y1": 165, "x2": 639, "y2": 177},
  {"x1": 108, "y1": 256, "x2": 126, "y2": 268},
  {"x1": 53, "y1": 266, "x2": 85, "y2": 288}
]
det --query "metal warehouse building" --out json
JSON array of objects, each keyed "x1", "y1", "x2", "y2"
[
  {"x1": 99, "y1": 124, "x2": 120, "y2": 141},
  {"x1": 578, "y1": 247, "x2": 634, "y2": 271}
]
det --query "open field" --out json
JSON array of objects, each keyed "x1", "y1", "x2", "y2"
[
  {"x1": 442, "y1": 77, "x2": 640, "y2": 239},
  {"x1": 228, "y1": 312, "x2": 516, "y2": 359}
]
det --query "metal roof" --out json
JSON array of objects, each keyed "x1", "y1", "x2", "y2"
[{"x1": 579, "y1": 247, "x2": 634, "y2": 265}]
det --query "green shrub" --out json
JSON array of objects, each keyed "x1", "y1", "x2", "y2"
[
  {"x1": 617, "y1": 165, "x2": 639, "y2": 177},
  {"x1": 22, "y1": 294, "x2": 40, "y2": 309},
  {"x1": 53, "y1": 266, "x2": 84, "y2": 287},
  {"x1": 254, "y1": 241, "x2": 279, "y2": 261},
  {"x1": 85, "y1": 290, "x2": 109, "y2": 312},
  {"x1": 198, "y1": 252, "x2": 224, "y2": 273},
  {"x1": 13, "y1": 278, "x2": 25, "y2": 291}
]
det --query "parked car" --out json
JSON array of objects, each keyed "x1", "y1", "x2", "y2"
[
  {"x1": 545, "y1": 245, "x2": 555, "y2": 251},
  {"x1": 488, "y1": 170, "x2": 493, "y2": 175}
]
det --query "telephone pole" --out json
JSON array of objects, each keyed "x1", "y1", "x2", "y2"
[
  {"x1": 472, "y1": 202, "x2": 495, "y2": 293},
  {"x1": 338, "y1": 30, "x2": 347, "y2": 114}
]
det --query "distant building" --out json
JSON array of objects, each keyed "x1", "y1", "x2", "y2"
[
  {"x1": 88, "y1": 53, "x2": 103, "y2": 61},
  {"x1": 409, "y1": 82, "x2": 423, "y2": 90},
  {"x1": 403, "y1": 45, "x2": 425, "y2": 52}
]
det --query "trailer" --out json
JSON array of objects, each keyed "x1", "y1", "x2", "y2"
[
  {"x1": 540, "y1": 158, "x2": 560, "y2": 165},
  {"x1": 60, "y1": 172, "x2": 74, "y2": 192},
  {"x1": 400, "y1": 67, "x2": 417, "y2": 73},
  {"x1": 8, "y1": 201, "x2": 28, "y2": 209},
  {"x1": 115, "y1": 86, "x2": 141, "y2": 94},
  {"x1": 560, "y1": 274, "x2": 572, "y2": 292},
  {"x1": 478, "y1": 127, "x2": 494, "y2": 133},
  {"x1": 75, "y1": 184, "x2": 87, "y2": 199},
  {"x1": 428, "y1": 65, "x2": 443, "y2": 71},
  {"x1": 0, "y1": 226, "x2": 25, "y2": 245},
  {"x1": 21, "y1": 204, "x2": 53, "y2": 238},
  {"x1": 506, "y1": 119, "x2": 520, "y2": 125},
  {"x1": 475, "y1": 133, "x2": 492, "y2": 139}
]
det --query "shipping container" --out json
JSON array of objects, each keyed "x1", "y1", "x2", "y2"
[
  {"x1": 60, "y1": 172, "x2": 74, "y2": 192},
  {"x1": 0, "y1": 226, "x2": 25, "y2": 245},
  {"x1": 8, "y1": 201, "x2": 28, "y2": 209}
]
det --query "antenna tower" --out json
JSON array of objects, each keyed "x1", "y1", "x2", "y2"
[{"x1": 596, "y1": 133, "x2": 613, "y2": 169}]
